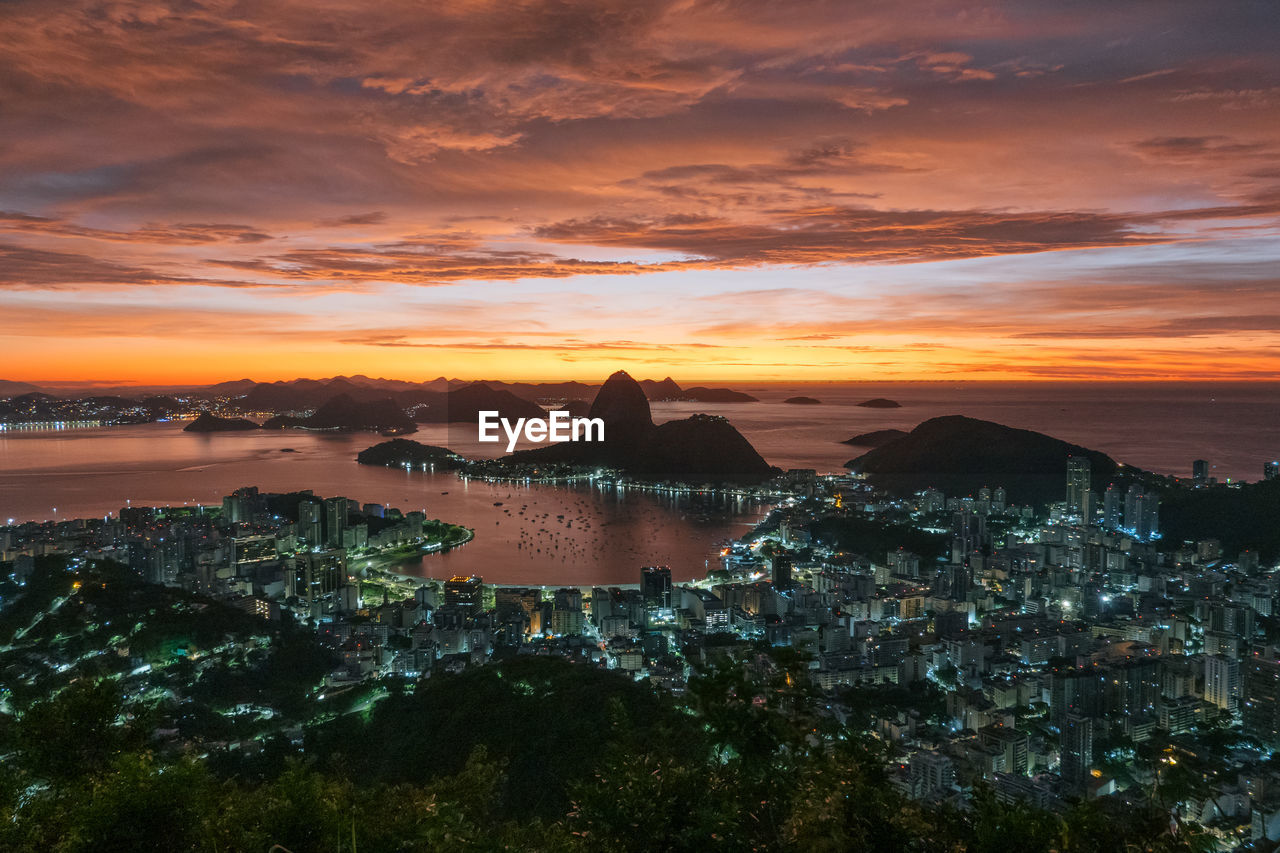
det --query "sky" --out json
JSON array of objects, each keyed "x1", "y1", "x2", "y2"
[{"x1": 2, "y1": 0, "x2": 1279, "y2": 385}]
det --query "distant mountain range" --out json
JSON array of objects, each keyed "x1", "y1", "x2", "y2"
[
  {"x1": 0, "y1": 380, "x2": 42, "y2": 396},
  {"x1": 0, "y1": 374, "x2": 756, "y2": 407},
  {"x1": 411, "y1": 383, "x2": 546, "y2": 424}
]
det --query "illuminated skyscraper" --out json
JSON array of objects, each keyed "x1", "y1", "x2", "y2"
[
  {"x1": 641, "y1": 565, "x2": 673, "y2": 609},
  {"x1": 1066, "y1": 457, "x2": 1091, "y2": 520},
  {"x1": 287, "y1": 549, "x2": 347, "y2": 603},
  {"x1": 444, "y1": 575, "x2": 484, "y2": 614},
  {"x1": 1205, "y1": 654, "x2": 1241, "y2": 712},
  {"x1": 1243, "y1": 650, "x2": 1280, "y2": 747},
  {"x1": 323, "y1": 496, "x2": 348, "y2": 547},
  {"x1": 1060, "y1": 713, "x2": 1094, "y2": 789},
  {"x1": 1123, "y1": 484, "x2": 1159, "y2": 541},
  {"x1": 297, "y1": 500, "x2": 322, "y2": 549},
  {"x1": 769, "y1": 554, "x2": 793, "y2": 591},
  {"x1": 950, "y1": 508, "x2": 985, "y2": 563},
  {"x1": 1102, "y1": 484, "x2": 1122, "y2": 530}
]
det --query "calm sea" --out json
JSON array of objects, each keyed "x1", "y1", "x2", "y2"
[{"x1": 2, "y1": 382, "x2": 1276, "y2": 584}]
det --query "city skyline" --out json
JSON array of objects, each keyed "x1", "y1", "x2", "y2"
[{"x1": 2, "y1": 1, "x2": 1279, "y2": 383}]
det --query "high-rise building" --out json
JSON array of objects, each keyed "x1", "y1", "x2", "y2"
[
  {"x1": 1102, "y1": 484, "x2": 1122, "y2": 530},
  {"x1": 1066, "y1": 457, "x2": 1091, "y2": 520},
  {"x1": 887, "y1": 549, "x2": 921, "y2": 580},
  {"x1": 221, "y1": 486, "x2": 259, "y2": 524},
  {"x1": 323, "y1": 496, "x2": 348, "y2": 548},
  {"x1": 909, "y1": 751, "x2": 955, "y2": 800},
  {"x1": 770, "y1": 554, "x2": 793, "y2": 591},
  {"x1": 1049, "y1": 669, "x2": 1105, "y2": 726},
  {"x1": 1059, "y1": 713, "x2": 1094, "y2": 789},
  {"x1": 920, "y1": 489, "x2": 945, "y2": 513},
  {"x1": 550, "y1": 608, "x2": 585, "y2": 636},
  {"x1": 1123, "y1": 484, "x2": 1159, "y2": 541},
  {"x1": 287, "y1": 549, "x2": 347, "y2": 603},
  {"x1": 297, "y1": 500, "x2": 322, "y2": 549},
  {"x1": 992, "y1": 486, "x2": 1007, "y2": 513},
  {"x1": 641, "y1": 565, "x2": 673, "y2": 609},
  {"x1": 940, "y1": 561, "x2": 973, "y2": 603},
  {"x1": 1192, "y1": 459, "x2": 1210, "y2": 482},
  {"x1": 1108, "y1": 659, "x2": 1161, "y2": 719},
  {"x1": 231, "y1": 535, "x2": 278, "y2": 575},
  {"x1": 444, "y1": 575, "x2": 484, "y2": 614},
  {"x1": 221, "y1": 494, "x2": 248, "y2": 524},
  {"x1": 1265, "y1": 461, "x2": 1279, "y2": 481},
  {"x1": 950, "y1": 508, "x2": 985, "y2": 563},
  {"x1": 980, "y1": 724, "x2": 1029, "y2": 776},
  {"x1": 1243, "y1": 651, "x2": 1280, "y2": 747},
  {"x1": 1205, "y1": 654, "x2": 1241, "y2": 712}
]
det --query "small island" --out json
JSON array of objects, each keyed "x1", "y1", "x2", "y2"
[
  {"x1": 841, "y1": 428, "x2": 908, "y2": 447},
  {"x1": 183, "y1": 412, "x2": 260, "y2": 432},
  {"x1": 783, "y1": 396, "x2": 822, "y2": 405},
  {"x1": 855, "y1": 398, "x2": 902, "y2": 408},
  {"x1": 356, "y1": 438, "x2": 468, "y2": 470},
  {"x1": 677, "y1": 386, "x2": 759, "y2": 403}
]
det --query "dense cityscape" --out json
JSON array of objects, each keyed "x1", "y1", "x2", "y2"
[{"x1": 4, "y1": 438, "x2": 1280, "y2": 849}]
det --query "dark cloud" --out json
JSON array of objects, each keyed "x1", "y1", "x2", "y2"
[
  {"x1": 533, "y1": 205, "x2": 1167, "y2": 265},
  {"x1": 0, "y1": 211, "x2": 272, "y2": 244},
  {"x1": 0, "y1": 242, "x2": 261, "y2": 288},
  {"x1": 317, "y1": 212, "x2": 388, "y2": 227},
  {"x1": 210, "y1": 240, "x2": 686, "y2": 284}
]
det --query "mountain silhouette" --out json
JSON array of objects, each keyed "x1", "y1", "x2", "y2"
[
  {"x1": 263, "y1": 393, "x2": 415, "y2": 433},
  {"x1": 511, "y1": 371, "x2": 774, "y2": 481},
  {"x1": 184, "y1": 412, "x2": 260, "y2": 432},
  {"x1": 846, "y1": 415, "x2": 1118, "y2": 506}
]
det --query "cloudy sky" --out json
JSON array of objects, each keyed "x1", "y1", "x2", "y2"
[{"x1": 2, "y1": 0, "x2": 1279, "y2": 383}]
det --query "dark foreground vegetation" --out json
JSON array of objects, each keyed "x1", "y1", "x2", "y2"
[{"x1": 1, "y1": 664, "x2": 1209, "y2": 852}]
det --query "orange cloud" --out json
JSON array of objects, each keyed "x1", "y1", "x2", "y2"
[{"x1": 0, "y1": 0, "x2": 1278, "y2": 383}]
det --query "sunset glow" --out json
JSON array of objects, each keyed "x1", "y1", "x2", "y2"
[{"x1": 2, "y1": 0, "x2": 1278, "y2": 383}]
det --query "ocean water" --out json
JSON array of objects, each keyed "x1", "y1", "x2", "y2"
[
  {"x1": 0, "y1": 424, "x2": 762, "y2": 585},
  {"x1": 694, "y1": 381, "x2": 1280, "y2": 483},
  {"x1": 2, "y1": 382, "x2": 1276, "y2": 584}
]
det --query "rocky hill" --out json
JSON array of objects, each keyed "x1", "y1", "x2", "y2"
[
  {"x1": 511, "y1": 371, "x2": 774, "y2": 482},
  {"x1": 183, "y1": 412, "x2": 260, "y2": 432},
  {"x1": 841, "y1": 428, "x2": 908, "y2": 447},
  {"x1": 846, "y1": 415, "x2": 1117, "y2": 506},
  {"x1": 356, "y1": 439, "x2": 466, "y2": 469}
]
